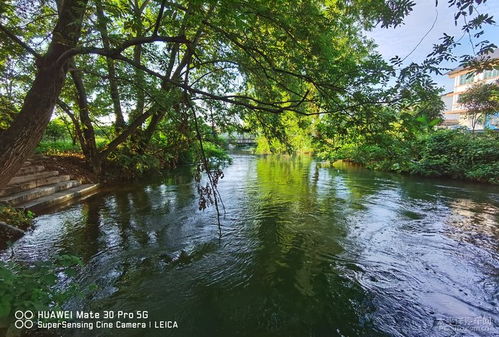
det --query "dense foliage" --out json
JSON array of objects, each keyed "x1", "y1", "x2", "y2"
[
  {"x1": 0, "y1": 0, "x2": 496, "y2": 187},
  {"x1": 0, "y1": 256, "x2": 83, "y2": 333},
  {"x1": 321, "y1": 129, "x2": 499, "y2": 184},
  {"x1": 2, "y1": 0, "x2": 404, "y2": 178}
]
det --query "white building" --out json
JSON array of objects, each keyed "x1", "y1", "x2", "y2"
[{"x1": 441, "y1": 49, "x2": 499, "y2": 130}]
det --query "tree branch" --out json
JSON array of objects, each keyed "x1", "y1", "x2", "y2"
[
  {"x1": 0, "y1": 23, "x2": 42, "y2": 59},
  {"x1": 152, "y1": 0, "x2": 167, "y2": 36},
  {"x1": 56, "y1": 35, "x2": 189, "y2": 64}
]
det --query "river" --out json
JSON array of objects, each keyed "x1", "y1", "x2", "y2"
[{"x1": 5, "y1": 155, "x2": 499, "y2": 337}]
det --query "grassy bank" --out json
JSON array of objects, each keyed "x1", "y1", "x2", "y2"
[{"x1": 320, "y1": 129, "x2": 499, "y2": 184}]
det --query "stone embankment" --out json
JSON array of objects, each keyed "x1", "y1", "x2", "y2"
[
  {"x1": 0, "y1": 160, "x2": 99, "y2": 212},
  {"x1": 0, "y1": 159, "x2": 100, "y2": 244}
]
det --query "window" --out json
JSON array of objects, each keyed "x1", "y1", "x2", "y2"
[
  {"x1": 459, "y1": 73, "x2": 474, "y2": 85},
  {"x1": 483, "y1": 68, "x2": 499, "y2": 79}
]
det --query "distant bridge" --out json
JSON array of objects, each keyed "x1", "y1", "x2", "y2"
[{"x1": 227, "y1": 134, "x2": 257, "y2": 145}]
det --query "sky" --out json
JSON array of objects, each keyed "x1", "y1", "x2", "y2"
[{"x1": 366, "y1": 0, "x2": 499, "y2": 92}]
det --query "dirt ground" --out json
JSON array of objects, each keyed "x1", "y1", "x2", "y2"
[{"x1": 30, "y1": 154, "x2": 98, "y2": 184}]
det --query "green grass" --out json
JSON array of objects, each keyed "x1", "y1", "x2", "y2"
[
  {"x1": 35, "y1": 137, "x2": 109, "y2": 155},
  {"x1": 35, "y1": 139, "x2": 81, "y2": 155}
]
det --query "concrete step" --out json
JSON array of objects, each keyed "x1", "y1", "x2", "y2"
[
  {"x1": 0, "y1": 180, "x2": 81, "y2": 206},
  {"x1": 8, "y1": 170, "x2": 59, "y2": 185},
  {"x1": 18, "y1": 184, "x2": 100, "y2": 212},
  {"x1": 18, "y1": 165, "x2": 45, "y2": 176},
  {"x1": 0, "y1": 175, "x2": 71, "y2": 197}
]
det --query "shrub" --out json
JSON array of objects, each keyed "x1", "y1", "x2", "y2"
[
  {"x1": 201, "y1": 142, "x2": 232, "y2": 166},
  {"x1": 411, "y1": 130, "x2": 499, "y2": 183},
  {"x1": 328, "y1": 137, "x2": 415, "y2": 173},
  {"x1": 44, "y1": 118, "x2": 69, "y2": 141},
  {"x1": 0, "y1": 204, "x2": 34, "y2": 230},
  {"x1": 0, "y1": 256, "x2": 83, "y2": 333},
  {"x1": 465, "y1": 162, "x2": 499, "y2": 184},
  {"x1": 105, "y1": 147, "x2": 163, "y2": 180},
  {"x1": 324, "y1": 129, "x2": 499, "y2": 184}
]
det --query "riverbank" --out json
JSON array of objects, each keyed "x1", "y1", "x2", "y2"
[
  {"x1": 2, "y1": 132, "x2": 496, "y2": 250},
  {"x1": 0, "y1": 155, "x2": 99, "y2": 248},
  {"x1": 30, "y1": 154, "x2": 98, "y2": 184},
  {"x1": 0, "y1": 205, "x2": 31, "y2": 246},
  {"x1": 319, "y1": 129, "x2": 499, "y2": 185}
]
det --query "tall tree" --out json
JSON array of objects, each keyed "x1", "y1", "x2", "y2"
[
  {"x1": 0, "y1": 0, "x2": 187, "y2": 186},
  {"x1": 95, "y1": 0, "x2": 125, "y2": 131},
  {"x1": 459, "y1": 80, "x2": 499, "y2": 132},
  {"x1": 0, "y1": 0, "x2": 89, "y2": 187}
]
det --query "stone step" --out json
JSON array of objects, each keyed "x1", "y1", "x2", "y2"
[
  {"x1": 18, "y1": 184, "x2": 100, "y2": 212},
  {"x1": 17, "y1": 165, "x2": 45, "y2": 176},
  {"x1": 0, "y1": 180, "x2": 81, "y2": 206},
  {"x1": 0, "y1": 175, "x2": 71, "y2": 197},
  {"x1": 8, "y1": 170, "x2": 59, "y2": 185}
]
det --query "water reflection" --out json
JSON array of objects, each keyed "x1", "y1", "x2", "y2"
[{"x1": 4, "y1": 155, "x2": 499, "y2": 337}]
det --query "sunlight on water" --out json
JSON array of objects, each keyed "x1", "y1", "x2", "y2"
[{"x1": 5, "y1": 155, "x2": 499, "y2": 337}]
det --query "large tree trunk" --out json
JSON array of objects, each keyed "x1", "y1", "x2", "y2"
[
  {"x1": 70, "y1": 67, "x2": 101, "y2": 174},
  {"x1": 0, "y1": 0, "x2": 88, "y2": 189}
]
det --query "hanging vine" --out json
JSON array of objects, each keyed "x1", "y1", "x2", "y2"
[
  {"x1": 190, "y1": 104, "x2": 226, "y2": 237},
  {"x1": 182, "y1": 60, "x2": 226, "y2": 236}
]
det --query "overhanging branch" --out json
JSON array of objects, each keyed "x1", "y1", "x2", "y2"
[
  {"x1": 0, "y1": 23, "x2": 42, "y2": 59},
  {"x1": 56, "y1": 35, "x2": 189, "y2": 65}
]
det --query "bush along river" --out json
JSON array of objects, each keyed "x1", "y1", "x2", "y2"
[{"x1": 3, "y1": 155, "x2": 498, "y2": 337}]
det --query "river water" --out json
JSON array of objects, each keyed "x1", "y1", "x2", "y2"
[{"x1": 6, "y1": 155, "x2": 499, "y2": 337}]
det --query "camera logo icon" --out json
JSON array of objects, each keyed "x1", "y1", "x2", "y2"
[{"x1": 14, "y1": 310, "x2": 34, "y2": 329}]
